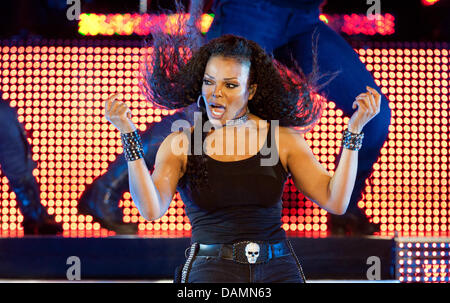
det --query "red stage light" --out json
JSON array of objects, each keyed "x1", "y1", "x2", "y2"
[
  {"x1": 0, "y1": 42, "x2": 448, "y2": 237},
  {"x1": 421, "y1": 0, "x2": 440, "y2": 6}
]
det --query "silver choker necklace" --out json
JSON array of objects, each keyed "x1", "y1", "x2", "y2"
[{"x1": 225, "y1": 109, "x2": 249, "y2": 127}]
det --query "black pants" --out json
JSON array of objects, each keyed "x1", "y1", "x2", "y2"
[{"x1": 177, "y1": 241, "x2": 306, "y2": 283}]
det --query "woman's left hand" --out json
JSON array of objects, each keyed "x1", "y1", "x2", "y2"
[{"x1": 347, "y1": 86, "x2": 381, "y2": 133}]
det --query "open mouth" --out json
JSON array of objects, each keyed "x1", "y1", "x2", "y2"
[{"x1": 208, "y1": 102, "x2": 226, "y2": 119}]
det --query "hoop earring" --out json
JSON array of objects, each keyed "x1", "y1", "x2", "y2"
[{"x1": 197, "y1": 95, "x2": 206, "y2": 108}]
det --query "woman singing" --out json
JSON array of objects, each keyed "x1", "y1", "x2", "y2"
[{"x1": 103, "y1": 29, "x2": 380, "y2": 282}]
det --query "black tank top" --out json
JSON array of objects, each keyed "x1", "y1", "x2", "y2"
[{"x1": 177, "y1": 121, "x2": 289, "y2": 244}]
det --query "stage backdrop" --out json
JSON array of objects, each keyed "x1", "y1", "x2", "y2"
[{"x1": 0, "y1": 40, "x2": 448, "y2": 237}]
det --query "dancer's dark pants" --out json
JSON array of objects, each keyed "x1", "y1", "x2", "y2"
[{"x1": 0, "y1": 99, "x2": 36, "y2": 187}]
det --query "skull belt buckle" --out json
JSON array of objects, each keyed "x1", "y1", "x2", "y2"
[
  {"x1": 245, "y1": 242, "x2": 261, "y2": 264},
  {"x1": 233, "y1": 241, "x2": 267, "y2": 264}
]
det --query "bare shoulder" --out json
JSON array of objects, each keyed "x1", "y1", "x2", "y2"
[
  {"x1": 156, "y1": 128, "x2": 191, "y2": 172},
  {"x1": 274, "y1": 125, "x2": 310, "y2": 172},
  {"x1": 165, "y1": 128, "x2": 190, "y2": 142},
  {"x1": 276, "y1": 125, "x2": 308, "y2": 151},
  {"x1": 277, "y1": 125, "x2": 304, "y2": 135}
]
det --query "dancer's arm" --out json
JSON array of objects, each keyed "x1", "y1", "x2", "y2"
[
  {"x1": 127, "y1": 132, "x2": 186, "y2": 221},
  {"x1": 283, "y1": 130, "x2": 357, "y2": 215},
  {"x1": 283, "y1": 86, "x2": 381, "y2": 215},
  {"x1": 104, "y1": 95, "x2": 186, "y2": 221}
]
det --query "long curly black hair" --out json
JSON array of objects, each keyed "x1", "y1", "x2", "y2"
[{"x1": 140, "y1": 7, "x2": 328, "y2": 191}]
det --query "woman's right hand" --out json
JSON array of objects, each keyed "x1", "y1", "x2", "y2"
[{"x1": 104, "y1": 94, "x2": 137, "y2": 134}]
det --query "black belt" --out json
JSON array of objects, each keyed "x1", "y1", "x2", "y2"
[{"x1": 196, "y1": 240, "x2": 291, "y2": 265}]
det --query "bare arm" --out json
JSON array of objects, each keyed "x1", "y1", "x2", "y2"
[
  {"x1": 104, "y1": 94, "x2": 187, "y2": 221},
  {"x1": 284, "y1": 86, "x2": 381, "y2": 215},
  {"x1": 282, "y1": 129, "x2": 340, "y2": 214},
  {"x1": 283, "y1": 130, "x2": 357, "y2": 215},
  {"x1": 127, "y1": 158, "x2": 161, "y2": 220},
  {"x1": 326, "y1": 148, "x2": 358, "y2": 214},
  {"x1": 128, "y1": 132, "x2": 187, "y2": 221}
]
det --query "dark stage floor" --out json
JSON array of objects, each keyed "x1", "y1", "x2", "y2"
[{"x1": 0, "y1": 233, "x2": 395, "y2": 281}]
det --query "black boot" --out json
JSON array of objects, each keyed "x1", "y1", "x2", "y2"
[
  {"x1": 77, "y1": 157, "x2": 138, "y2": 235},
  {"x1": 327, "y1": 213, "x2": 350, "y2": 236},
  {"x1": 351, "y1": 212, "x2": 380, "y2": 236},
  {"x1": 328, "y1": 211, "x2": 380, "y2": 236},
  {"x1": 10, "y1": 175, "x2": 62, "y2": 235}
]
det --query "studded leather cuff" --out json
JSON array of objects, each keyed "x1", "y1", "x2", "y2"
[
  {"x1": 121, "y1": 130, "x2": 144, "y2": 161},
  {"x1": 342, "y1": 129, "x2": 364, "y2": 151}
]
